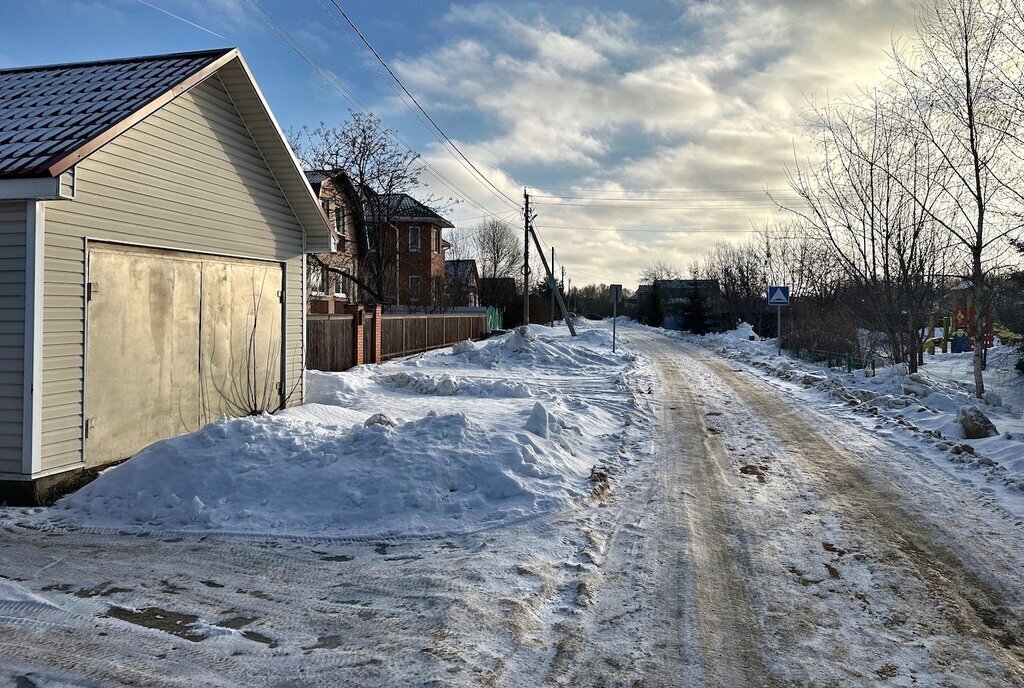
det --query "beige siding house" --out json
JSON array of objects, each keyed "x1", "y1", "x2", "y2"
[{"x1": 0, "y1": 48, "x2": 331, "y2": 503}]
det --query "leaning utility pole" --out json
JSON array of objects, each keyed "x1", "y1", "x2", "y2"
[
  {"x1": 562, "y1": 266, "x2": 567, "y2": 314},
  {"x1": 523, "y1": 188, "x2": 531, "y2": 326},
  {"x1": 527, "y1": 224, "x2": 576, "y2": 336}
]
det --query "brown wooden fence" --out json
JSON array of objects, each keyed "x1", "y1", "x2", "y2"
[
  {"x1": 381, "y1": 314, "x2": 487, "y2": 360},
  {"x1": 307, "y1": 315, "x2": 355, "y2": 371},
  {"x1": 307, "y1": 313, "x2": 487, "y2": 371}
]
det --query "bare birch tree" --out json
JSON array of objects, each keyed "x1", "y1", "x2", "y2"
[{"x1": 889, "y1": 0, "x2": 1024, "y2": 392}]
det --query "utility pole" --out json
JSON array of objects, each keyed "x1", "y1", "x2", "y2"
[
  {"x1": 523, "y1": 188, "x2": 531, "y2": 326},
  {"x1": 550, "y1": 247, "x2": 556, "y2": 327},
  {"x1": 527, "y1": 223, "x2": 576, "y2": 336},
  {"x1": 562, "y1": 266, "x2": 567, "y2": 315}
]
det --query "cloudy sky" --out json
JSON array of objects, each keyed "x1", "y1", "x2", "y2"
[{"x1": 0, "y1": 0, "x2": 919, "y2": 286}]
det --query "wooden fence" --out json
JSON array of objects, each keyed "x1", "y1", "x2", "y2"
[
  {"x1": 307, "y1": 314, "x2": 355, "y2": 372},
  {"x1": 306, "y1": 312, "x2": 488, "y2": 371},
  {"x1": 380, "y1": 314, "x2": 487, "y2": 360}
]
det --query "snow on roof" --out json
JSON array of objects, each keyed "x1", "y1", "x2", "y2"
[{"x1": 0, "y1": 48, "x2": 233, "y2": 178}]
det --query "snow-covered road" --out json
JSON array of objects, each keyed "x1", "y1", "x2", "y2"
[
  {"x1": 1, "y1": 325, "x2": 1023, "y2": 686},
  {"x1": 633, "y1": 332, "x2": 1024, "y2": 686}
]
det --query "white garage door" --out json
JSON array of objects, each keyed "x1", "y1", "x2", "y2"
[{"x1": 85, "y1": 243, "x2": 284, "y2": 467}]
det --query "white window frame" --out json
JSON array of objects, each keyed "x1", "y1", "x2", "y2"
[
  {"x1": 310, "y1": 262, "x2": 328, "y2": 296},
  {"x1": 334, "y1": 207, "x2": 344, "y2": 238},
  {"x1": 408, "y1": 225, "x2": 421, "y2": 252},
  {"x1": 433, "y1": 228, "x2": 441, "y2": 253}
]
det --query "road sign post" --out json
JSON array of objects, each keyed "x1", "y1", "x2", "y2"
[
  {"x1": 610, "y1": 284, "x2": 622, "y2": 353},
  {"x1": 767, "y1": 286, "x2": 790, "y2": 355}
]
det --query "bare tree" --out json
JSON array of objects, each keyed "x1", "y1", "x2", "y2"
[
  {"x1": 638, "y1": 261, "x2": 682, "y2": 284},
  {"x1": 888, "y1": 0, "x2": 1024, "y2": 392},
  {"x1": 471, "y1": 218, "x2": 524, "y2": 307},
  {"x1": 777, "y1": 91, "x2": 954, "y2": 372},
  {"x1": 473, "y1": 218, "x2": 520, "y2": 281},
  {"x1": 291, "y1": 111, "x2": 450, "y2": 307}
]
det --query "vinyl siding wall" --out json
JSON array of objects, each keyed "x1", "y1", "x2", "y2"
[
  {"x1": 0, "y1": 201, "x2": 26, "y2": 474},
  {"x1": 41, "y1": 74, "x2": 306, "y2": 474}
]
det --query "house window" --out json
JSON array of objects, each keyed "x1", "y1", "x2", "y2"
[
  {"x1": 334, "y1": 207, "x2": 344, "y2": 237},
  {"x1": 321, "y1": 198, "x2": 330, "y2": 214},
  {"x1": 310, "y1": 263, "x2": 328, "y2": 295},
  {"x1": 409, "y1": 275, "x2": 422, "y2": 299},
  {"x1": 409, "y1": 226, "x2": 421, "y2": 252},
  {"x1": 433, "y1": 228, "x2": 441, "y2": 253}
]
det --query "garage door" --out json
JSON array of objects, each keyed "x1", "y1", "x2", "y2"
[{"x1": 85, "y1": 244, "x2": 283, "y2": 467}]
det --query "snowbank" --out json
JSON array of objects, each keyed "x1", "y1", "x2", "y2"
[{"x1": 56, "y1": 325, "x2": 649, "y2": 539}]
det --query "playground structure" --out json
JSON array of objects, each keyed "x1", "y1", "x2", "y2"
[{"x1": 922, "y1": 282, "x2": 994, "y2": 357}]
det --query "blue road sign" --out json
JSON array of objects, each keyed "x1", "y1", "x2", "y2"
[{"x1": 768, "y1": 286, "x2": 790, "y2": 306}]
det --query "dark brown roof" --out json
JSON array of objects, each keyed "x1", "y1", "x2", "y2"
[
  {"x1": 445, "y1": 259, "x2": 478, "y2": 282},
  {"x1": 381, "y1": 193, "x2": 454, "y2": 228},
  {"x1": 0, "y1": 48, "x2": 233, "y2": 178}
]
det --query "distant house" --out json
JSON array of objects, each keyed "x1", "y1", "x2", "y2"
[
  {"x1": 374, "y1": 194, "x2": 453, "y2": 309},
  {"x1": 655, "y1": 279, "x2": 725, "y2": 331},
  {"x1": 479, "y1": 277, "x2": 518, "y2": 326},
  {"x1": 445, "y1": 259, "x2": 480, "y2": 307},
  {"x1": 0, "y1": 48, "x2": 331, "y2": 503},
  {"x1": 305, "y1": 170, "x2": 367, "y2": 313}
]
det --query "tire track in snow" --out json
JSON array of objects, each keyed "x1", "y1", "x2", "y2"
[
  {"x1": 690, "y1": 347, "x2": 1024, "y2": 685},
  {"x1": 639, "y1": 341, "x2": 780, "y2": 687}
]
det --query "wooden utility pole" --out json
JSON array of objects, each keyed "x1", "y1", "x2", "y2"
[
  {"x1": 523, "y1": 188, "x2": 531, "y2": 326},
  {"x1": 527, "y1": 225, "x2": 576, "y2": 336},
  {"x1": 561, "y1": 265, "x2": 566, "y2": 314}
]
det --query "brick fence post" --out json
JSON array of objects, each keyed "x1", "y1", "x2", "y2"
[
  {"x1": 344, "y1": 305, "x2": 365, "y2": 366},
  {"x1": 371, "y1": 304, "x2": 383, "y2": 363}
]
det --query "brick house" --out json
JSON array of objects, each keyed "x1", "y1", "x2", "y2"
[
  {"x1": 305, "y1": 171, "x2": 366, "y2": 314},
  {"x1": 378, "y1": 193, "x2": 453, "y2": 309},
  {"x1": 304, "y1": 175, "x2": 453, "y2": 310}
]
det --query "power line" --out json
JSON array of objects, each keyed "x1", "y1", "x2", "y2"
[
  {"x1": 533, "y1": 199, "x2": 800, "y2": 209},
  {"x1": 323, "y1": 0, "x2": 520, "y2": 211},
  {"x1": 534, "y1": 223, "x2": 806, "y2": 234},
  {"x1": 536, "y1": 186, "x2": 797, "y2": 194},
  {"x1": 317, "y1": 0, "x2": 518, "y2": 214},
  {"x1": 240, "y1": 0, "x2": 511, "y2": 223}
]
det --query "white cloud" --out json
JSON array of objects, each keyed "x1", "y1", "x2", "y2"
[{"x1": 397, "y1": 1, "x2": 917, "y2": 284}]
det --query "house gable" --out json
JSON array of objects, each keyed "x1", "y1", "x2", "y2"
[{"x1": 38, "y1": 74, "x2": 308, "y2": 474}]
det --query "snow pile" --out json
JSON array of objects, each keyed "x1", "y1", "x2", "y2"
[
  {"x1": 380, "y1": 371, "x2": 533, "y2": 398},
  {"x1": 55, "y1": 324, "x2": 650, "y2": 539},
  {"x1": 57, "y1": 408, "x2": 593, "y2": 538},
  {"x1": 440, "y1": 325, "x2": 629, "y2": 371}
]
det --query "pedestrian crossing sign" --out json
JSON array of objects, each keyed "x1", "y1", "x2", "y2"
[{"x1": 768, "y1": 286, "x2": 790, "y2": 306}]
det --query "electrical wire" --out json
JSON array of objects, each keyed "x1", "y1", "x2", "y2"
[
  {"x1": 239, "y1": 0, "x2": 513, "y2": 222},
  {"x1": 323, "y1": 0, "x2": 520, "y2": 211}
]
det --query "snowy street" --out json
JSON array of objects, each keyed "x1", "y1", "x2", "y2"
[{"x1": 1, "y1": 325, "x2": 1024, "y2": 686}]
